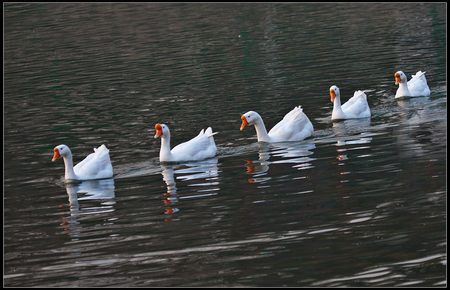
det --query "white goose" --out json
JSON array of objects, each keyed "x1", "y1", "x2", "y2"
[
  {"x1": 52, "y1": 144, "x2": 113, "y2": 181},
  {"x1": 154, "y1": 123, "x2": 218, "y2": 162},
  {"x1": 240, "y1": 106, "x2": 314, "y2": 143},
  {"x1": 394, "y1": 70, "x2": 430, "y2": 99},
  {"x1": 329, "y1": 85, "x2": 371, "y2": 121}
]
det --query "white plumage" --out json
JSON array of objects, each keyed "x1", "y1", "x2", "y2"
[
  {"x1": 52, "y1": 144, "x2": 114, "y2": 181},
  {"x1": 329, "y1": 85, "x2": 371, "y2": 121},
  {"x1": 394, "y1": 70, "x2": 430, "y2": 99},
  {"x1": 154, "y1": 123, "x2": 218, "y2": 162},
  {"x1": 240, "y1": 106, "x2": 314, "y2": 143}
]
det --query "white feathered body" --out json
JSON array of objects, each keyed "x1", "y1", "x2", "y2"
[
  {"x1": 73, "y1": 144, "x2": 114, "y2": 180},
  {"x1": 161, "y1": 127, "x2": 218, "y2": 162},
  {"x1": 267, "y1": 106, "x2": 314, "y2": 142},
  {"x1": 395, "y1": 71, "x2": 430, "y2": 99},
  {"x1": 332, "y1": 90, "x2": 371, "y2": 120}
]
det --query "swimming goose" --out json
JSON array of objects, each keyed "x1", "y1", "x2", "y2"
[
  {"x1": 240, "y1": 106, "x2": 314, "y2": 143},
  {"x1": 154, "y1": 123, "x2": 218, "y2": 162},
  {"x1": 394, "y1": 70, "x2": 430, "y2": 98},
  {"x1": 329, "y1": 85, "x2": 371, "y2": 121},
  {"x1": 52, "y1": 144, "x2": 113, "y2": 181}
]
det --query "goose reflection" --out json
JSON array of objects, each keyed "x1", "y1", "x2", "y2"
[
  {"x1": 329, "y1": 118, "x2": 374, "y2": 188},
  {"x1": 60, "y1": 178, "x2": 116, "y2": 238},
  {"x1": 160, "y1": 158, "x2": 220, "y2": 220},
  {"x1": 160, "y1": 165, "x2": 179, "y2": 217},
  {"x1": 245, "y1": 141, "x2": 316, "y2": 184},
  {"x1": 332, "y1": 118, "x2": 371, "y2": 137},
  {"x1": 394, "y1": 96, "x2": 441, "y2": 159},
  {"x1": 332, "y1": 118, "x2": 372, "y2": 162}
]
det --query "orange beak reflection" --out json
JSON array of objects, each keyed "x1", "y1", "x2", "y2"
[
  {"x1": 154, "y1": 123, "x2": 163, "y2": 138},
  {"x1": 330, "y1": 89, "x2": 336, "y2": 102},
  {"x1": 52, "y1": 148, "x2": 61, "y2": 162},
  {"x1": 240, "y1": 115, "x2": 249, "y2": 131},
  {"x1": 245, "y1": 160, "x2": 255, "y2": 174},
  {"x1": 394, "y1": 73, "x2": 401, "y2": 85}
]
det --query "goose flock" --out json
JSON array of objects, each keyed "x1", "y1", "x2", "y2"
[{"x1": 52, "y1": 70, "x2": 430, "y2": 182}]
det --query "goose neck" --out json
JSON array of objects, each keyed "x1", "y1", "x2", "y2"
[
  {"x1": 399, "y1": 81, "x2": 410, "y2": 95},
  {"x1": 254, "y1": 116, "x2": 271, "y2": 143},
  {"x1": 159, "y1": 135, "x2": 173, "y2": 162},
  {"x1": 332, "y1": 95, "x2": 346, "y2": 120},
  {"x1": 62, "y1": 152, "x2": 78, "y2": 180}
]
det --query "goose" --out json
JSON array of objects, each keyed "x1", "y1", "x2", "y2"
[
  {"x1": 240, "y1": 106, "x2": 314, "y2": 143},
  {"x1": 52, "y1": 144, "x2": 113, "y2": 181},
  {"x1": 329, "y1": 85, "x2": 371, "y2": 121},
  {"x1": 394, "y1": 70, "x2": 430, "y2": 98},
  {"x1": 154, "y1": 123, "x2": 218, "y2": 162}
]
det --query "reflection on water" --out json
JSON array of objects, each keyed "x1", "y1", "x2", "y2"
[
  {"x1": 160, "y1": 158, "x2": 219, "y2": 220},
  {"x1": 245, "y1": 141, "x2": 316, "y2": 184},
  {"x1": 394, "y1": 96, "x2": 445, "y2": 159},
  {"x1": 161, "y1": 165, "x2": 179, "y2": 216},
  {"x1": 332, "y1": 118, "x2": 371, "y2": 137},
  {"x1": 332, "y1": 118, "x2": 373, "y2": 162},
  {"x1": 61, "y1": 179, "x2": 115, "y2": 239}
]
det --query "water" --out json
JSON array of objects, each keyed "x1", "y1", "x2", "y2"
[{"x1": 4, "y1": 3, "x2": 446, "y2": 287}]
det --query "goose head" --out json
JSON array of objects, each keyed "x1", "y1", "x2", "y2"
[
  {"x1": 240, "y1": 111, "x2": 259, "y2": 131},
  {"x1": 154, "y1": 123, "x2": 170, "y2": 139},
  {"x1": 52, "y1": 144, "x2": 71, "y2": 161},
  {"x1": 329, "y1": 85, "x2": 340, "y2": 102},
  {"x1": 394, "y1": 71, "x2": 407, "y2": 85}
]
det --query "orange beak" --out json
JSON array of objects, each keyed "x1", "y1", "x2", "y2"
[
  {"x1": 330, "y1": 89, "x2": 336, "y2": 102},
  {"x1": 394, "y1": 72, "x2": 401, "y2": 85},
  {"x1": 240, "y1": 115, "x2": 249, "y2": 131},
  {"x1": 154, "y1": 123, "x2": 163, "y2": 138},
  {"x1": 52, "y1": 148, "x2": 61, "y2": 162}
]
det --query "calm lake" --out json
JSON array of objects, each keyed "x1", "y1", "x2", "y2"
[{"x1": 4, "y1": 3, "x2": 446, "y2": 287}]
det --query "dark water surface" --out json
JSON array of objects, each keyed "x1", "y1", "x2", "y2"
[{"x1": 4, "y1": 3, "x2": 446, "y2": 287}]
